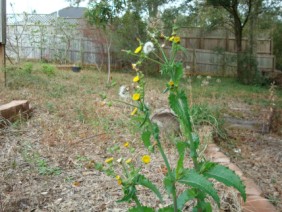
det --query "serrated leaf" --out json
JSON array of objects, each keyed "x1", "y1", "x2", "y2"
[
  {"x1": 142, "y1": 131, "x2": 151, "y2": 149},
  {"x1": 176, "y1": 142, "x2": 187, "y2": 179},
  {"x1": 128, "y1": 206, "x2": 155, "y2": 212},
  {"x1": 203, "y1": 164, "x2": 246, "y2": 201},
  {"x1": 152, "y1": 123, "x2": 160, "y2": 140},
  {"x1": 177, "y1": 189, "x2": 196, "y2": 210},
  {"x1": 158, "y1": 205, "x2": 180, "y2": 212},
  {"x1": 199, "y1": 161, "x2": 217, "y2": 174},
  {"x1": 178, "y1": 169, "x2": 220, "y2": 206},
  {"x1": 116, "y1": 186, "x2": 136, "y2": 203},
  {"x1": 135, "y1": 174, "x2": 163, "y2": 202},
  {"x1": 164, "y1": 174, "x2": 174, "y2": 195},
  {"x1": 172, "y1": 62, "x2": 183, "y2": 85},
  {"x1": 168, "y1": 91, "x2": 192, "y2": 133}
]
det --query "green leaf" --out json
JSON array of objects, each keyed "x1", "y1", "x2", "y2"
[
  {"x1": 194, "y1": 201, "x2": 212, "y2": 212},
  {"x1": 158, "y1": 206, "x2": 179, "y2": 212},
  {"x1": 135, "y1": 175, "x2": 163, "y2": 202},
  {"x1": 142, "y1": 131, "x2": 151, "y2": 149},
  {"x1": 176, "y1": 142, "x2": 187, "y2": 179},
  {"x1": 203, "y1": 164, "x2": 246, "y2": 201},
  {"x1": 172, "y1": 62, "x2": 183, "y2": 85},
  {"x1": 152, "y1": 123, "x2": 160, "y2": 140},
  {"x1": 117, "y1": 186, "x2": 136, "y2": 203},
  {"x1": 168, "y1": 91, "x2": 192, "y2": 133},
  {"x1": 128, "y1": 206, "x2": 155, "y2": 212},
  {"x1": 199, "y1": 161, "x2": 216, "y2": 174},
  {"x1": 178, "y1": 169, "x2": 220, "y2": 206},
  {"x1": 164, "y1": 174, "x2": 174, "y2": 195},
  {"x1": 177, "y1": 189, "x2": 196, "y2": 210}
]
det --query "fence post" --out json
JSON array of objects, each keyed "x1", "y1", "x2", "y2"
[
  {"x1": 225, "y1": 29, "x2": 229, "y2": 52},
  {"x1": 80, "y1": 37, "x2": 84, "y2": 65}
]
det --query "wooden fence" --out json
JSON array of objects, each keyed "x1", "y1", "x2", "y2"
[
  {"x1": 182, "y1": 48, "x2": 275, "y2": 76},
  {"x1": 5, "y1": 15, "x2": 275, "y2": 75},
  {"x1": 178, "y1": 27, "x2": 272, "y2": 55}
]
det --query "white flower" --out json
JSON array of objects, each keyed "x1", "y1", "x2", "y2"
[
  {"x1": 207, "y1": 76, "x2": 212, "y2": 80},
  {"x1": 119, "y1": 85, "x2": 130, "y2": 99},
  {"x1": 143, "y1": 41, "x2": 155, "y2": 55}
]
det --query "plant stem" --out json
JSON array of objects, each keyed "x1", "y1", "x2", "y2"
[
  {"x1": 156, "y1": 138, "x2": 178, "y2": 212},
  {"x1": 132, "y1": 193, "x2": 142, "y2": 208}
]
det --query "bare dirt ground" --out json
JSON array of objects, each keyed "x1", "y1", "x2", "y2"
[
  {"x1": 0, "y1": 69, "x2": 281, "y2": 211},
  {"x1": 218, "y1": 129, "x2": 282, "y2": 211}
]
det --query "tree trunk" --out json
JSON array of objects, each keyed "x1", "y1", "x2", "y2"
[{"x1": 234, "y1": 20, "x2": 245, "y2": 83}]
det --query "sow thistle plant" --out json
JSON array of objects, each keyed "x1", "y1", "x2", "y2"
[{"x1": 96, "y1": 29, "x2": 246, "y2": 211}]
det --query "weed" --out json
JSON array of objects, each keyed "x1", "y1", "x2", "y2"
[
  {"x1": 41, "y1": 64, "x2": 56, "y2": 76},
  {"x1": 23, "y1": 62, "x2": 33, "y2": 74},
  {"x1": 21, "y1": 144, "x2": 61, "y2": 176},
  {"x1": 46, "y1": 102, "x2": 55, "y2": 113}
]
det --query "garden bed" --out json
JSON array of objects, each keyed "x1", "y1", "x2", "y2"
[{"x1": 0, "y1": 67, "x2": 281, "y2": 211}]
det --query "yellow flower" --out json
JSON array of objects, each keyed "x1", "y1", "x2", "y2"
[
  {"x1": 132, "y1": 93, "x2": 141, "y2": 101},
  {"x1": 124, "y1": 142, "x2": 130, "y2": 147},
  {"x1": 142, "y1": 155, "x2": 151, "y2": 164},
  {"x1": 169, "y1": 36, "x2": 181, "y2": 44},
  {"x1": 131, "y1": 107, "x2": 138, "y2": 116},
  {"x1": 134, "y1": 45, "x2": 142, "y2": 54},
  {"x1": 105, "y1": 157, "x2": 114, "y2": 163},
  {"x1": 125, "y1": 158, "x2": 132, "y2": 164},
  {"x1": 133, "y1": 75, "x2": 140, "y2": 82},
  {"x1": 116, "y1": 175, "x2": 122, "y2": 185},
  {"x1": 173, "y1": 36, "x2": 181, "y2": 43},
  {"x1": 169, "y1": 80, "x2": 174, "y2": 87}
]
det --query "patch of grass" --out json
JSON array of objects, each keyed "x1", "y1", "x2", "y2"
[
  {"x1": 48, "y1": 84, "x2": 67, "y2": 98},
  {"x1": 190, "y1": 104, "x2": 226, "y2": 139},
  {"x1": 21, "y1": 143, "x2": 61, "y2": 176}
]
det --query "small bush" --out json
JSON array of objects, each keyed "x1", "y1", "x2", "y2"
[
  {"x1": 23, "y1": 62, "x2": 33, "y2": 74},
  {"x1": 41, "y1": 64, "x2": 56, "y2": 76}
]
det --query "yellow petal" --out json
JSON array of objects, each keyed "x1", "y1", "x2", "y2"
[
  {"x1": 169, "y1": 36, "x2": 174, "y2": 42},
  {"x1": 142, "y1": 155, "x2": 151, "y2": 164},
  {"x1": 169, "y1": 80, "x2": 174, "y2": 86},
  {"x1": 134, "y1": 46, "x2": 142, "y2": 54},
  {"x1": 131, "y1": 107, "x2": 138, "y2": 116},
  {"x1": 105, "y1": 157, "x2": 114, "y2": 163},
  {"x1": 133, "y1": 75, "x2": 140, "y2": 82},
  {"x1": 124, "y1": 142, "x2": 130, "y2": 147},
  {"x1": 132, "y1": 93, "x2": 141, "y2": 101},
  {"x1": 173, "y1": 36, "x2": 181, "y2": 43},
  {"x1": 125, "y1": 158, "x2": 132, "y2": 164}
]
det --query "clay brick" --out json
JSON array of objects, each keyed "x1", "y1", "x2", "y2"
[
  {"x1": 227, "y1": 163, "x2": 243, "y2": 177},
  {"x1": 0, "y1": 100, "x2": 30, "y2": 125},
  {"x1": 243, "y1": 195, "x2": 277, "y2": 212},
  {"x1": 243, "y1": 178, "x2": 263, "y2": 196},
  {"x1": 212, "y1": 157, "x2": 230, "y2": 164}
]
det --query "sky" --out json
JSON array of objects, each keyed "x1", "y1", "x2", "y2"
[{"x1": 7, "y1": 0, "x2": 88, "y2": 14}]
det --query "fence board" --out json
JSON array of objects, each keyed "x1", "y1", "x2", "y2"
[{"x1": 5, "y1": 15, "x2": 275, "y2": 76}]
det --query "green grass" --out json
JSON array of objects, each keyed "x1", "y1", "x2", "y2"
[{"x1": 2, "y1": 63, "x2": 282, "y2": 141}]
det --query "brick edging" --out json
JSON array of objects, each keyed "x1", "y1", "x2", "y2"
[{"x1": 206, "y1": 143, "x2": 277, "y2": 212}]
